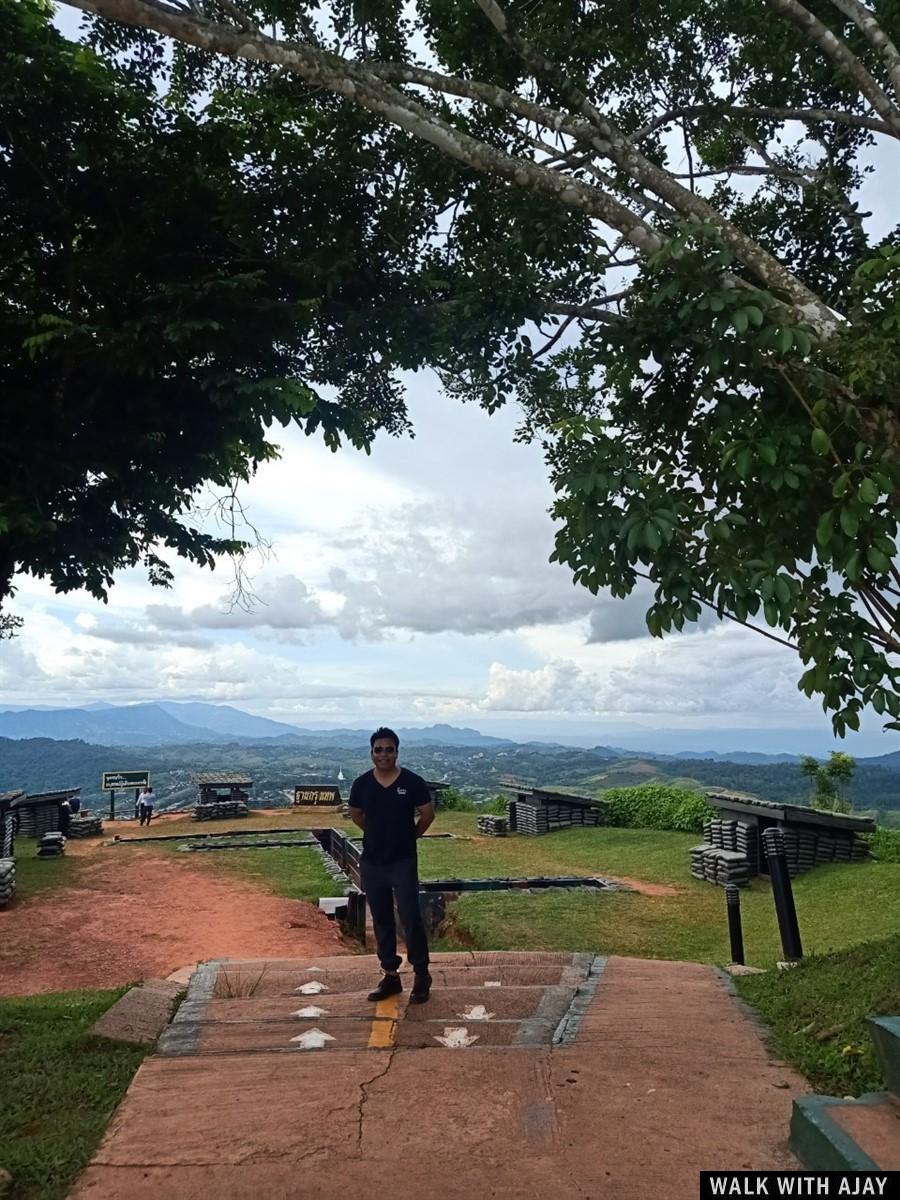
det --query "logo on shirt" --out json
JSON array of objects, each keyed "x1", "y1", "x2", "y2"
[{"x1": 397, "y1": 788, "x2": 407, "y2": 795}]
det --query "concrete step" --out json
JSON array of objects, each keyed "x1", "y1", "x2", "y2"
[
  {"x1": 791, "y1": 1093, "x2": 900, "y2": 1170},
  {"x1": 91, "y1": 978, "x2": 184, "y2": 1045},
  {"x1": 210, "y1": 963, "x2": 572, "y2": 998},
  {"x1": 791, "y1": 1011, "x2": 900, "y2": 1170},
  {"x1": 159, "y1": 953, "x2": 599, "y2": 1058},
  {"x1": 202, "y1": 985, "x2": 554, "y2": 1025},
  {"x1": 869, "y1": 1016, "x2": 900, "y2": 1099}
]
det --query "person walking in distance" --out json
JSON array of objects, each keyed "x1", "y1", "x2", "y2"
[
  {"x1": 349, "y1": 727, "x2": 435, "y2": 1004},
  {"x1": 137, "y1": 785, "x2": 155, "y2": 827}
]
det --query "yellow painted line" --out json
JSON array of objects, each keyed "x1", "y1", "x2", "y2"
[{"x1": 368, "y1": 995, "x2": 400, "y2": 1048}]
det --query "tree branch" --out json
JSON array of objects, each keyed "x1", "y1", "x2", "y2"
[
  {"x1": 858, "y1": 579, "x2": 900, "y2": 633},
  {"x1": 764, "y1": 0, "x2": 900, "y2": 133},
  {"x1": 826, "y1": 0, "x2": 900, "y2": 106},
  {"x1": 545, "y1": 292, "x2": 633, "y2": 321},
  {"x1": 634, "y1": 569, "x2": 799, "y2": 650},
  {"x1": 473, "y1": 0, "x2": 613, "y2": 136},
  {"x1": 671, "y1": 164, "x2": 825, "y2": 185},
  {"x1": 526, "y1": 133, "x2": 678, "y2": 221},
  {"x1": 214, "y1": 0, "x2": 258, "y2": 34},
  {"x1": 62, "y1": 0, "x2": 665, "y2": 255},
  {"x1": 61, "y1": 0, "x2": 842, "y2": 335},
  {"x1": 472, "y1": 0, "x2": 841, "y2": 334},
  {"x1": 530, "y1": 313, "x2": 578, "y2": 360},
  {"x1": 371, "y1": 61, "x2": 594, "y2": 144},
  {"x1": 631, "y1": 103, "x2": 898, "y2": 142}
]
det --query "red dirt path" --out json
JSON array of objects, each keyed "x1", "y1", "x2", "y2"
[{"x1": 0, "y1": 848, "x2": 349, "y2": 996}]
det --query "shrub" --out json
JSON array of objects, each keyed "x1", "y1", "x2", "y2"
[
  {"x1": 480, "y1": 793, "x2": 510, "y2": 815},
  {"x1": 866, "y1": 827, "x2": 900, "y2": 862},
  {"x1": 435, "y1": 786, "x2": 476, "y2": 812},
  {"x1": 600, "y1": 784, "x2": 712, "y2": 833}
]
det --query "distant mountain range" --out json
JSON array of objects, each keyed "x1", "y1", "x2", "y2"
[
  {"x1": 0, "y1": 703, "x2": 514, "y2": 750},
  {"x1": 665, "y1": 749, "x2": 802, "y2": 764},
  {"x1": 3, "y1": 702, "x2": 900, "y2": 773}
]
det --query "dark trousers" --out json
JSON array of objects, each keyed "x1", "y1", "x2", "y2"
[
  {"x1": 360, "y1": 855, "x2": 429, "y2": 973},
  {"x1": 139, "y1": 805, "x2": 153, "y2": 826}
]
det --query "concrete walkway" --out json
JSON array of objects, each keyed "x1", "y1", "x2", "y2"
[{"x1": 71, "y1": 952, "x2": 804, "y2": 1199}]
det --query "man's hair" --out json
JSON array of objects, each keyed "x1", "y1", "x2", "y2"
[{"x1": 370, "y1": 726, "x2": 399, "y2": 749}]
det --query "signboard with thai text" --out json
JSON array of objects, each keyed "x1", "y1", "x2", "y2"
[
  {"x1": 102, "y1": 771, "x2": 150, "y2": 791},
  {"x1": 293, "y1": 786, "x2": 341, "y2": 807}
]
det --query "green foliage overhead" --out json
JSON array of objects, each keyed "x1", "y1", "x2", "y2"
[
  {"x1": 600, "y1": 784, "x2": 712, "y2": 833},
  {"x1": 1, "y1": 0, "x2": 494, "y2": 605},
  {"x1": 546, "y1": 236, "x2": 900, "y2": 739},
  {"x1": 6, "y1": 0, "x2": 900, "y2": 734}
]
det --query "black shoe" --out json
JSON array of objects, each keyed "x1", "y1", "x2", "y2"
[
  {"x1": 367, "y1": 973, "x2": 402, "y2": 1002},
  {"x1": 409, "y1": 971, "x2": 432, "y2": 1004}
]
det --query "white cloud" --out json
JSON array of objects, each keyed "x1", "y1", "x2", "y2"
[
  {"x1": 5, "y1": 372, "x2": 889, "y2": 748},
  {"x1": 480, "y1": 660, "x2": 597, "y2": 712},
  {"x1": 470, "y1": 624, "x2": 816, "y2": 721}
]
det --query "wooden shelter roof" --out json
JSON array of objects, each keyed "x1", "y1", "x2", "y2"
[
  {"x1": 0, "y1": 790, "x2": 25, "y2": 805},
  {"x1": 13, "y1": 787, "x2": 81, "y2": 807},
  {"x1": 518, "y1": 788, "x2": 600, "y2": 808},
  {"x1": 706, "y1": 791, "x2": 874, "y2": 833}
]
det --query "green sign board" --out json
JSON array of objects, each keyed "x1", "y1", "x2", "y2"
[{"x1": 102, "y1": 771, "x2": 150, "y2": 791}]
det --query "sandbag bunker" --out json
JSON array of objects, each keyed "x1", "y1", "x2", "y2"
[{"x1": 689, "y1": 792, "x2": 874, "y2": 888}]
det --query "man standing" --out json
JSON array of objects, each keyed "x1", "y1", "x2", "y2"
[
  {"x1": 349, "y1": 727, "x2": 435, "y2": 1004},
  {"x1": 137, "y1": 785, "x2": 155, "y2": 827}
]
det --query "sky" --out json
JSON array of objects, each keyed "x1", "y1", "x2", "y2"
[
  {"x1": 6, "y1": 377, "x2": 900, "y2": 757},
  {"x1": 4, "y1": 7, "x2": 900, "y2": 758}
]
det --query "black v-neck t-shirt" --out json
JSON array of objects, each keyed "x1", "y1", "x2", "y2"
[{"x1": 349, "y1": 767, "x2": 431, "y2": 864}]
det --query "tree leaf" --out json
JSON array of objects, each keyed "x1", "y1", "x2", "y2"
[
  {"x1": 839, "y1": 509, "x2": 859, "y2": 538},
  {"x1": 815, "y1": 512, "x2": 834, "y2": 547},
  {"x1": 732, "y1": 308, "x2": 749, "y2": 334},
  {"x1": 832, "y1": 474, "x2": 851, "y2": 498}
]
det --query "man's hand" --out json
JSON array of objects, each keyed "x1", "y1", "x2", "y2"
[{"x1": 415, "y1": 802, "x2": 435, "y2": 839}]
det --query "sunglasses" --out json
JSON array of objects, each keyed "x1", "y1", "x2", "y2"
[{"x1": 372, "y1": 746, "x2": 396, "y2": 754}]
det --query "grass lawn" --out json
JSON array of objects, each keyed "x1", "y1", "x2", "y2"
[
  {"x1": 8, "y1": 845, "x2": 81, "y2": 904},
  {"x1": 0, "y1": 989, "x2": 152, "y2": 1200},
  {"x1": 187, "y1": 844, "x2": 347, "y2": 903},
  {"x1": 118, "y1": 810, "x2": 354, "y2": 901},
  {"x1": 418, "y1": 821, "x2": 694, "y2": 884},
  {"x1": 735, "y1": 933, "x2": 900, "y2": 1097},
  {"x1": 418, "y1": 820, "x2": 900, "y2": 969}
]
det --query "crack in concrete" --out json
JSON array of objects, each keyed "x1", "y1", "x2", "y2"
[{"x1": 355, "y1": 1048, "x2": 398, "y2": 1153}]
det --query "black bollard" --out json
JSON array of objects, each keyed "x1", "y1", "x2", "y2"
[
  {"x1": 346, "y1": 889, "x2": 367, "y2": 946},
  {"x1": 725, "y1": 883, "x2": 745, "y2": 965},
  {"x1": 762, "y1": 827, "x2": 803, "y2": 960}
]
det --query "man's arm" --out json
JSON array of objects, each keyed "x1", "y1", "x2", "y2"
[
  {"x1": 415, "y1": 802, "x2": 435, "y2": 838},
  {"x1": 349, "y1": 807, "x2": 365, "y2": 831}
]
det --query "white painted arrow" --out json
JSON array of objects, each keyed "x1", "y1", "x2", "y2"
[
  {"x1": 484, "y1": 980, "x2": 502, "y2": 988},
  {"x1": 290, "y1": 1028, "x2": 335, "y2": 1049},
  {"x1": 295, "y1": 981, "x2": 328, "y2": 994},
  {"x1": 302, "y1": 966, "x2": 323, "y2": 972},
  {"x1": 459, "y1": 1005, "x2": 495, "y2": 1021},
  {"x1": 292, "y1": 1006, "x2": 329, "y2": 1019},
  {"x1": 433, "y1": 1026, "x2": 480, "y2": 1048}
]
